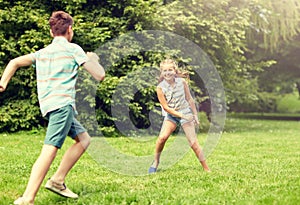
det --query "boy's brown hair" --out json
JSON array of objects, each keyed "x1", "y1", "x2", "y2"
[{"x1": 49, "y1": 11, "x2": 73, "y2": 36}]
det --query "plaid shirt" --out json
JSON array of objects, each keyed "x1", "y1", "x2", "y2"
[{"x1": 31, "y1": 37, "x2": 88, "y2": 116}]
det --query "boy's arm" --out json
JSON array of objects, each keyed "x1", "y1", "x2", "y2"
[
  {"x1": 82, "y1": 52, "x2": 105, "y2": 81},
  {"x1": 0, "y1": 54, "x2": 33, "y2": 92}
]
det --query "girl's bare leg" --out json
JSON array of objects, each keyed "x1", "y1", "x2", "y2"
[
  {"x1": 182, "y1": 122, "x2": 210, "y2": 172},
  {"x1": 152, "y1": 120, "x2": 177, "y2": 168}
]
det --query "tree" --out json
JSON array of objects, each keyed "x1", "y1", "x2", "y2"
[
  {"x1": 151, "y1": 0, "x2": 275, "y2": 108},
  {"x1": 2, "y1": 0, "x2": 297, "y2": 133},
  {"x1": 0, "y1": 0, "x2": 159, "y2": 132},
  {"x1": 245, "y1": 0, "x2": 300, "y2": 53},
  {"x1": 245, "y1": 0, "x2": 300, "y2": 101}
]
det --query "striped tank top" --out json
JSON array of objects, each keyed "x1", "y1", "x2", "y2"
[{"x1": 158, "y1": 77, "x2": 189, "y2": 116}]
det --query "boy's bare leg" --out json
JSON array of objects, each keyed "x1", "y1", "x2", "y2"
[
  {"x1": 182, "y1": 122, "x2": 210, "y2": 172},
  {"x1": 18, "y1": 145, "x2": 58, "y2": 204},
  {"x1": 50, "y1": 132, "x2": 90, "y2": 183}
]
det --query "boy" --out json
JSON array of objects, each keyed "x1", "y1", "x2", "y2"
[{"x1": 0, "y1": 11, "x2": 105, "y2": 205}]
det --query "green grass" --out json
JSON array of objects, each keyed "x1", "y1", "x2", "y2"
[{"x1": 0, "y1": 117, "x2": 300, "y2": 205}]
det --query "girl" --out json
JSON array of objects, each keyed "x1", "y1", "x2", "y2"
[{"x1": 148, "y1": 59, "x2": 210, "y2": 173}]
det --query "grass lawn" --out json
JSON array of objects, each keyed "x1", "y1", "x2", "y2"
[{"x1": 0, "y1": 116, "x2": 299, "y2": 205}]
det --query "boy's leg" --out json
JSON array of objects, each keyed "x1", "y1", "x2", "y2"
[
  {"x1": 182, "y1": 122, "x2": 210, "y2": 172},
  {"x1": 50, "y1": 132, "x2": 90, "y2": 183},
  {"x1": 45, "y1": 116, "x2": 89, "y2": 198},
  {"x1": 17, "y1": 145, "x2": 58, "y2": 204}
]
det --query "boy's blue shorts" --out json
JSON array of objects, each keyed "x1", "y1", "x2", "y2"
[{"x1": 44, "y1": 105, "x2": 86, "y2": 149}]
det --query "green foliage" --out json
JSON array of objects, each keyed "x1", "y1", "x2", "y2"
[
  {"x1": 154, "y1": 0, "x2": 275, "y2": 106},
  {"x1": 0, "y1": 100, "x2": 42, "y2": 132},
  {"x1": 277, "y1": 92, "x2": 300, "y2": 113},
  {"x1": 246, "y1": 0, "x2": 300, "y2": 53},
  {"x1": 229, "y1": 91, "x2": 279, "y2": 113},
  {"x1": 95, "y1": 58, "x2": 162, "y2": 136},
  {"x1": 244, "y1": 0, "x2": 300, "y2": 99},
  {"x1": 0, "y1": 2, "x2": 50, "y2": 132},
  {"x1": 1, "y1": 0, "x2": 299, "y2": 133},
  {"x1": 0, "y1": 0, "x2": 159, "y2": 133}
]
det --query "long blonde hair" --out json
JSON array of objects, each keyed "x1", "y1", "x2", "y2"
[{"x1": 158, "y1": 59, "x2": 189, "y2": 83}]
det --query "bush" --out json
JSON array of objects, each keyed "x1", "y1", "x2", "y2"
[
  {"x1": 229, "y1": 92, "x2": 279, "y2": 113},
  {"x1": 0, "y1": 100, "x2": 43, "y2": 132}
]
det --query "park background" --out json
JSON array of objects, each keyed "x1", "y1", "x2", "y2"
[{"x1": 0, "y1": 0, "x2": 299, "y2": 204}]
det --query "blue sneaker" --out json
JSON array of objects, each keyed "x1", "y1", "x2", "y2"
[{"x1": 148, "y1": 166, "x2": 157, "y2": 174}]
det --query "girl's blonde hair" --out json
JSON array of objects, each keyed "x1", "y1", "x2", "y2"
[{"x1": 158, "y1": 58, "x2": 189, "y2": 82}]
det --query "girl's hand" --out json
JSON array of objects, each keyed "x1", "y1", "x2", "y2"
[
  {"x1": 181, "y1": 114, "x2": 194, "y2": 122},
  {"x1": 193, "y1": 115, "x2": 200, "y2": 125}
]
